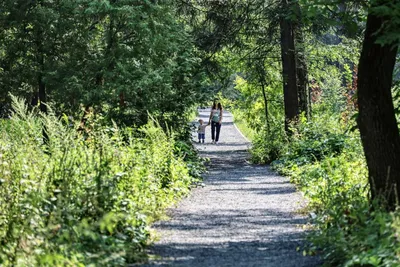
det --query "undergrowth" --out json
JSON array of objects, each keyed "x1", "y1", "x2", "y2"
[
  {"x1": 250, "y1": 114, "x2": 400, "y2": 266},
  {"x1": 0, "y1": 97, "x2": 204, "y2": 266}
]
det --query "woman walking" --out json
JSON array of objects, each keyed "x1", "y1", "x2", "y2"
[{"x1": 209, "y1": 102, "x2": 223, "y2": 144}]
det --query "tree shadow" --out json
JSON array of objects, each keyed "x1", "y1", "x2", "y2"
[
  {"x1": 138, "y1": 111, "x2": 321, "y2": 267},
  {"x1": 194, "y1": 142, "x2": 250, "y2": 147},
  {"x1": 152, "y1": 208, "x2": 309, "y2": 231},
  {"x1": 211, "y1": 186, "x2": 296, "y2": 195},
  {"x1": 139, "y1": 232, "x2": 321, "y2": 267}
]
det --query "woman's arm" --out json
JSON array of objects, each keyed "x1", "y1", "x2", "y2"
[
  {"x1": 209, "y1": 109, "x2": 213, "y2": 124},
  {"x1": 219, "y1": 109, "x2": 223, "y2": 124}
]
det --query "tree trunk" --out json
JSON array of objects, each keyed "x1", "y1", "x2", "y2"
[
  {"x1": 36, "y1": 28, "x2": 49, "y2": 144},
  {"x1": 295, "y1": 28, "x2": 311, "y2": 120},
  {"x1": 38, "y1": 70, "x2": 46, "y2": 114},
  {"x1": 36, "y1": 31, "x2": 47, "y2": 114},
  {"x1": 256, "y1": 62, "x2": 270, "y2": 131},
  {"x1": 357, "y1": 8, "x2": 400, "y2": 210},
  {"x1": 295, "y1": 32, "x2": 310, "y2": 119},
  {"x1": 260, "y1": 80, "x2": 270, "y2": 132},
  {"x1": 293, "y1": 1, "x2": 311, "y2": 120},
  {"x1": 280, "y1": 0, "x2": 299, "y2": 132}
]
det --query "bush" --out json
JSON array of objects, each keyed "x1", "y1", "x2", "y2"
[
  {"x1": 250, "y1": 125, "x2": 288, "y2": 164},
  {"x1": 269, "y1": 125, "x2": 400, "y2": 266},
  {"x1": 0, "y1": 97, "x2": 202, "y2": 266},
  {"x1": 250, "y1": 113, "x2": 400, "y2": 266},
  {"x1": 250, "y1": 114, "x2": 348, "y2": 165}
]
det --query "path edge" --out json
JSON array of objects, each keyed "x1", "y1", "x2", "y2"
[{"x1": 228, "y1": 110, "x2": 251, "y2": 143}]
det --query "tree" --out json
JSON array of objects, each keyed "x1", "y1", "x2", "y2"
[
  {"x1": 280, "y1": 0, "x2": 299, "y2": 132},
  {"x1": 357, "y1": 1, "x2": 400, "y2": 210},
  {"x1": 293, "y1": 1, "x2": 311, "y2": 119},
  {"x1": 0, "y1": 0, "x2": 62, "y2": 114},
  {"x1": 0, "y1": 0, "x2": 204, "y2": 127}
]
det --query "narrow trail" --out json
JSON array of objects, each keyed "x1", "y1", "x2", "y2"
[{"x1": 142, "y1": 110, "x2": 321, "y2": 267}]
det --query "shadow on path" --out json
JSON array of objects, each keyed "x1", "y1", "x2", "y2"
[{"x1": 140, "y1": 110, "x2": 321, "y2": 267}]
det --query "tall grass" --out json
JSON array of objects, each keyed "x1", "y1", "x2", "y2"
[{"x1": 0, "y1": 97, "x2": 199, "y2": 266}]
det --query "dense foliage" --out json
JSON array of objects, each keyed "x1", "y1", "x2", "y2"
[
  {"x1": 0, "y1": 98, "x2": 203, "y2": 266},
  {"x1": 271, "y1": 122, "x2": 400, "y2": 266},
  {"x1": 235, "y1": 100, "x2": 400, "y2": 265},
  {"x1": 0, "y1": 0, "x2": 205, "y2": 127},
  {"x1": 2, "y1": 0, "x2": 400, "y2": 266},
  {"x1": 0, "y1": 2, "x2": 209, "y2": 264}
]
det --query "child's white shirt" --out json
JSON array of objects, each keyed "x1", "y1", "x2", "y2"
[{"x1": 198, "y1": 124, "x2": 207, "y2": 133}]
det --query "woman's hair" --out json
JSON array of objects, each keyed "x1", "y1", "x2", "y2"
[
  {"x1": 212, "y1": 102, "x2": 217, "y2": 109},
  {"x1": 217, "y1": 103, "x2": 222, "y2": 110}
]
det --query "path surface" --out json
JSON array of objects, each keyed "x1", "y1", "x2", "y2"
[{"x1": 141, "y1": 110, "x2": 320, "y2": 267}]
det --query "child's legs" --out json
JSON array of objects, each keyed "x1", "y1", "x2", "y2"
[
  {"x1": 200, "y1": 133, "x2": 205, "y2": 141},
  {"x1": 198, "y1": 133, "x2": 202, "y2": 140}
]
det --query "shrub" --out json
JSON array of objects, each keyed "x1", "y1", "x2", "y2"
[
  {"x1": 250, "y1": 114, "x2": 349, "y2": 165},
  {"x1": 0, "y1": 97, "x2": 201, "y2": 266},
  {"x1": 250, "y1": 112, "x2": 400, "y2": 266},
  {"x1": 269, "y1": 125, "x2": 400, "y2": 266},
  {"x1": 250, "y1": 125, "x2": 288, "y2": 164}
]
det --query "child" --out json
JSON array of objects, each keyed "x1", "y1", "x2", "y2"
[{"x1": 197, "y1": 119, "x2": 209, "y2": 143}]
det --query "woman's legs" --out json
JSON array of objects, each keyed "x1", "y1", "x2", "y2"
[
  {"x1": 215, "y1": 123, "x2": 221, "y2": 142},
  {"x1": 211, "y1": 121, "x2": 216, "y2": 141}
]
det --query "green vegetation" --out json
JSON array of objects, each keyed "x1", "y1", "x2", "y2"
[
  {"x1": 234, "y1": 98, "x2": 400, "y2": 265},
  {"x1": 0, "y1": 0, "x2": 205, "y2": 127},
  {"x1": 2, "y1": 0, "x2": 400, "y2": 266},
  {"x1": 0, "y1": 1, "x2": 211, "y2": 265},
  {"x1": 270, "y1": 119, "x2": 400, "y2": 266},
  {"x1": 0, "y1": 98, "x2": 203, "y2": 266}
]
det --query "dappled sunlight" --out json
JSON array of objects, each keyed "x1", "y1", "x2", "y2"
[{"x1": 144, "y1": 111, "x2": 320, "y2": 267}]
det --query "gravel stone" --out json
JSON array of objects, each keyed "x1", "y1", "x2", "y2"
[{"x1": 140, "y1": 110, "x2": 321, "y2": 267}]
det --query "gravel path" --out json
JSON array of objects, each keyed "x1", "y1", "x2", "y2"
[{"x1": 141, "y1": 110, "x2": 321, "y2": 267}]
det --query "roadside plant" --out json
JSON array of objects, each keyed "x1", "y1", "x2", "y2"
[{"x1": 0, "y1": 97, "x2": 202, "y2": 266}]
